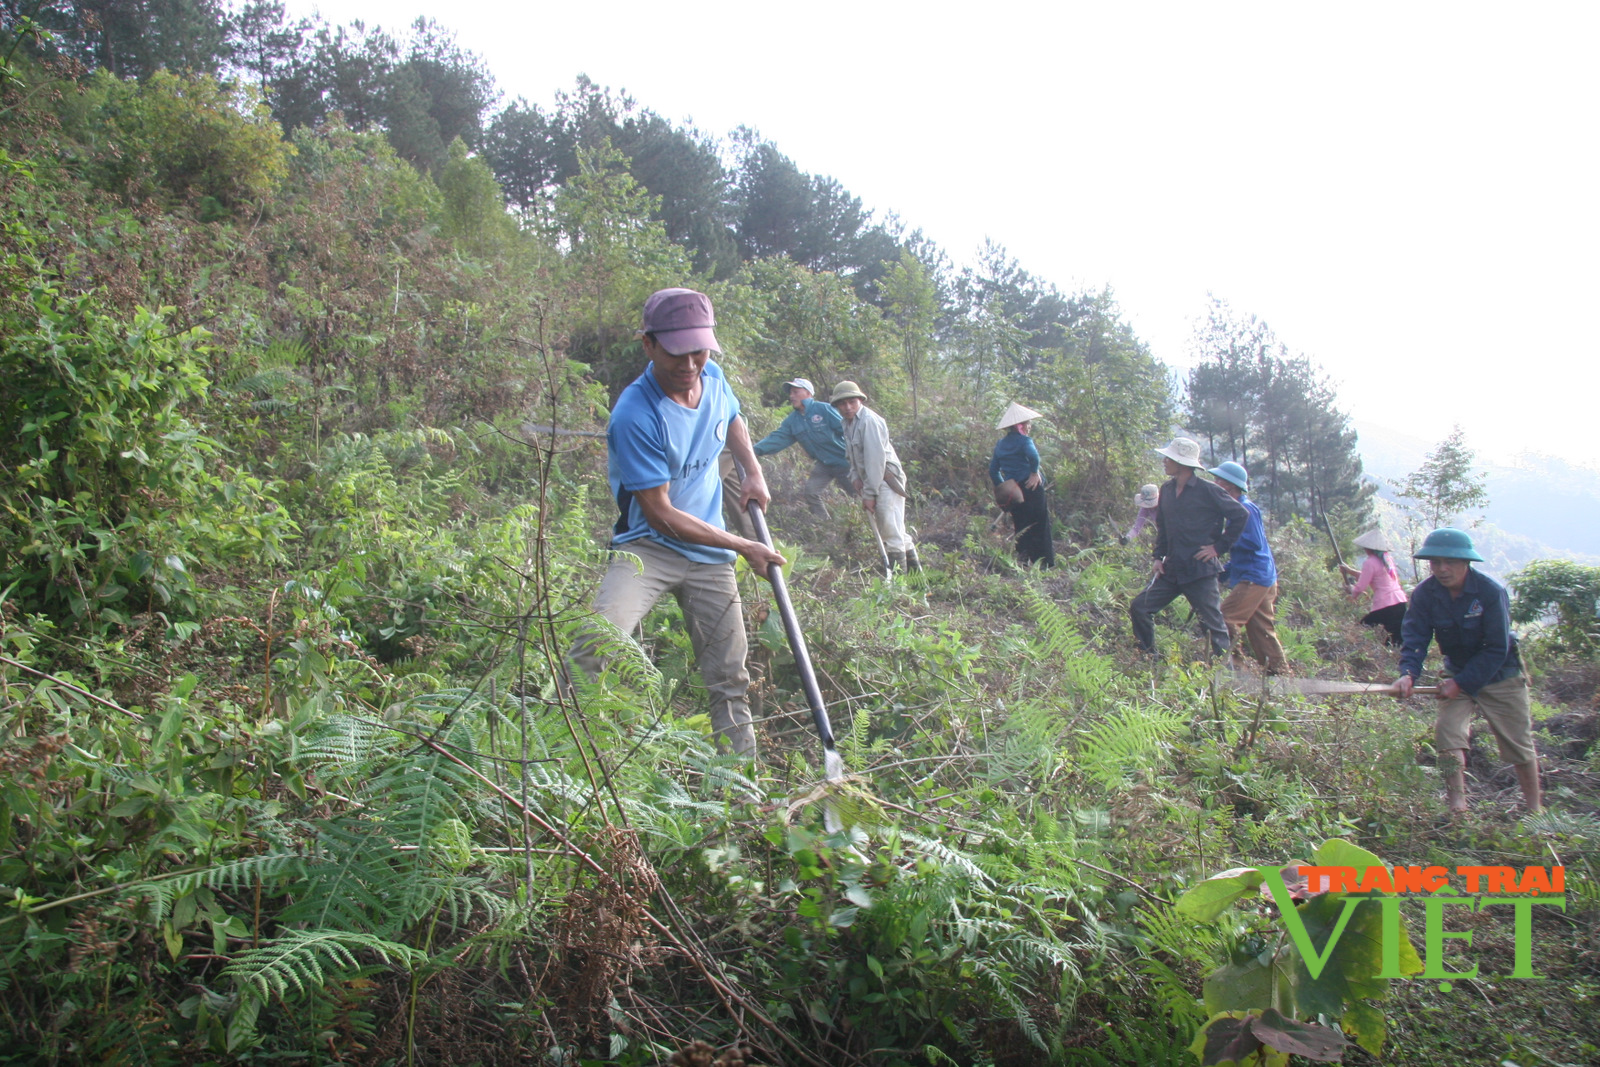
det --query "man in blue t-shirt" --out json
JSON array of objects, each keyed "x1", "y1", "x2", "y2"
[
  {"x1": 571, "y1": 288, "x2": 786, "y2": 757},
  {"x1": 752, "y1": 377, "x2": 851, "y2": 516}
]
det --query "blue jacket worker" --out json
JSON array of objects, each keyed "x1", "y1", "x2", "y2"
[
  {"x1": 570, "y1": 288, "x2": 786, "y2": 758},
  {"x1": 1129, "y1": 437, "x2": 1248, "y2": 659},
  {"x1": 1208, "y1": 462, "x2": 1287, "y2": 674},
  {"x1": 989, "y1": 402, "x2": 1054, "y2": 567},
  {"x1": 1391, "y1": 528, "x2": 1542, "y2": 814},
  {"x1": 752, "y1": 377, "x2": 852, "y2": 516}
]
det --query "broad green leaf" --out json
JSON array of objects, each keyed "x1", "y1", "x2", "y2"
[
  {"x1": 1341, "y1": 999, "x2": 1387, "y2": 1056},
  {"x1": 1310, "y1": 838, "x2": 1384, "y2": 876},
  {"x1": 757, "y1": 614, "x2": 789, "y2": 654},
  {"x1": 1251, "y1": 1007, "x2": 1347, "y2": 1061},
  {"x1": 1203, "y1": 952, "x2": 1287, "y2": 1014},
  {"x1": 163, "y1": 922, "x2": 183, "y2": 961},
  {"x1": 1287, "y1": 893, "x2": 1415, "y2": 1030},
  {"x1": 1177, "y1": 867, "x2": 1263, "y2": 921}
]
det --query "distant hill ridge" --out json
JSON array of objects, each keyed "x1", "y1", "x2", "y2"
[{"x1": 1354, "y1": 419, "x2": 1600, "y2": 568}]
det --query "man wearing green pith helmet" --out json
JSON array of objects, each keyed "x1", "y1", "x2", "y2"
[{"x1": 1391, "y1": 528, "x2": 1542, "y2": 815}]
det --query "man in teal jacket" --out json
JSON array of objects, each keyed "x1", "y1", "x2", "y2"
[{"x1": 752, "y1": 377, "x2": 852, "y2": 516}]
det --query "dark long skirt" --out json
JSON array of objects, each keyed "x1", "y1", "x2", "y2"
[
  {"x1": 1007, "y1": 481, "x2": 1055, "y2": 568},
  {"x1": 1361, "y1": 602, "x2": 1406, "y2": 646}
]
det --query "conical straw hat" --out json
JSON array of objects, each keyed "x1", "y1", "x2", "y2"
[
  {"x1": 997, "y1": 402, "x2": 1043, "y2": 430},
  {"x1": 1353, "y1": 529, "x2": 1392, "y2": 552}
]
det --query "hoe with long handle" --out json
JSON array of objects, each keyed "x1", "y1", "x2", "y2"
[
  {"x1": 746, "y1": 500, "x2": 846, "y2": 784},
  {"x1": 866, "y1": 511, "x2": 893, "y2": 580}
]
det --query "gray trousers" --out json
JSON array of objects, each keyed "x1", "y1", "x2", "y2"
[
  {"x1": 804, "y1": 462, "x2": 854, "y2": 514},
  {"x1": 571, "y1": 540, "x2": 756, "y2": 756},
  {"x1": 1130, "y1": 571, "x2": 1230, "y2": 657}
]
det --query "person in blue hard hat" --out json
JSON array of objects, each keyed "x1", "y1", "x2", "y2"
[
  {"x1": 1208, "y1": 461, "x2": 1288, "y2": 675},
  {"x1": 752, "y1": 377, "x2": 852, "y2": 517},
  {"x1": 1391, "y1": 528, "x2": 1542, "y2": 814}
]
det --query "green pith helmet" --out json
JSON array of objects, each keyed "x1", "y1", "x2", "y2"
[{"x1": 1414, "y1": 527, "x2": 1484, "y2": 562}]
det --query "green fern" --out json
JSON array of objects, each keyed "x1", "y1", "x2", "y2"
[
  {"x1": 127, "y1": 853, "x2": 308, "y2": 922},
  {"x1": 222, "y1": 929, "x2": 427, "y2": 999},
  {"x1": 1075, "y1": 703, "x2": 1187, "y2": 790},
  {"x1": 1521, "y1": 809, "x2": 1600, "y2": 838},
  {"x1": 1025, "y1": 586, "x2": 1087, "y2": 664},
  {"x1": 970, "y1": 957, "x2": 1046, "y2": 1050},
  {"x1": 1023, "y1": 587, "x2": 1118, "y2": 699},
  {"x1": 901, "y1": 832, "x2": 995, "y2": 886}
]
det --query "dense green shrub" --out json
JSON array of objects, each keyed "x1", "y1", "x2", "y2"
[
  {"x1": 64, "y1": 70, "x2": 293, "y2": 212},
  {"x1": 0, "y1": 286, "x2": 290, "y2": 631}
]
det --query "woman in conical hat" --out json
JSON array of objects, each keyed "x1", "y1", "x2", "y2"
[
  {"x1": 1339, "y1": 528, "x2": 1407, "y2": 645},
  {"x1": 990, "y1": 403, "x2": 1053, "y2": 567}
]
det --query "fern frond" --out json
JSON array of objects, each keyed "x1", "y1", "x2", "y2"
[
  {"x1": 1139, "y1": 956, "x2": 1209, "y2": 1029},
  {"x1": 971, "y1": 957, "x2": 1046, "y2": 1050},
  {"x1": 126, "y1": 853, "x2": 308, "y2": 921},
  {"x1": 222, "y1": 930, "x2": 426, "y2": 999},
  {"x1": 1024, "y1": 587, "x2": 1086, "y2": 664},
  {"x1": 900, "y1": 833, "x2": 994, "y2": 887},
  {"x1": 1521, "y1": 810, "x2": 1600, "y2": 838},
  {"x1": 297, "y1": 715, "x2": 396, "y2": 768},
  {"x1": 1075, "y1": 703, "x2": 1187, "y2": 790}
]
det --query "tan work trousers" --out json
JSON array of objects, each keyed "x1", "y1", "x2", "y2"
[
  {"x1": 1436, "y1": 673, "x2": 1536, "y2": 765},
  {"x1": 570, "y1": 539, "x2": 756, "y2": 756},
  {"x1": 1220, "y1": 580, "x2": 1288, "y2": 674}
]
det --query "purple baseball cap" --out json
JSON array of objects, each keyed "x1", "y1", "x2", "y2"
[{"x1": 640, "y1": 288, "x2": 721, "y2": 355}]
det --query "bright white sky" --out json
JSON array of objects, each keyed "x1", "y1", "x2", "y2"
[{"x1": 289, "y1": 0, "x2": 1597, "y2": 468}]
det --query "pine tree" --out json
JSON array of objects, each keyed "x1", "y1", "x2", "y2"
[
  {"x1": 1185, "y1": 297, "x2": 1373, "y2": 525},
  {"x1": 1401, "y1": 425, "x2": 1489, "y2": 529}
]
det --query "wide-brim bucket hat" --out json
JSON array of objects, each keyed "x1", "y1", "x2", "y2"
[
  {"x1": 1415, "y1": 527, "x2": 1484, "y2": 562},
  {"x1": 1353, "y1": 529, "x2": 1392, "y2": 552},
  {"x1": 997, "y1": 402, "x2": 1043, "y2": 430},
  {"x1": 1154, "y1": 437, "x2": 1204, "y2": 468},
  {"x1": 829, "y1": 380, "x2": 868, "y2": 404},
  {"x1": 1133, "y1": 484, "x2": 1159, "y2": 509},
  {"x1": 1207, "y1": 461, "x2": 1249, "y2": 491}
]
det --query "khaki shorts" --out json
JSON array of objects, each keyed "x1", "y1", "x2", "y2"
[{"x1": 1434, "y1": 673, "x2": 1536, "y2": 765}]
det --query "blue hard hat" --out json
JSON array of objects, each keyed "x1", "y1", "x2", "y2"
[
  {"x1": 1415, "y1": 527, "x2": 1483, "y2": 562},
  {"x1": 1208, "y1": 461, "x2": 1249, "y2": 491}
]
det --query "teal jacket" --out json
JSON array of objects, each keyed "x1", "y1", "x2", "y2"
[{"x1": 752, "y1": 398, "x2": 848, "y2": 470}]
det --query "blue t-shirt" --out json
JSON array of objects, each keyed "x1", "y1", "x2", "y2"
[
  {"x1": 1220, "y1": 496, "x2": 1278, "y2": 588},
  {"x1": 608, "y1": 360, "x2": 741, "y2": 565}
]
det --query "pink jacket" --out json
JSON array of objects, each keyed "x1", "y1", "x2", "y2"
[{"x1": 1352, "y1": 553, "x2": 1407, "y2": 611}]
